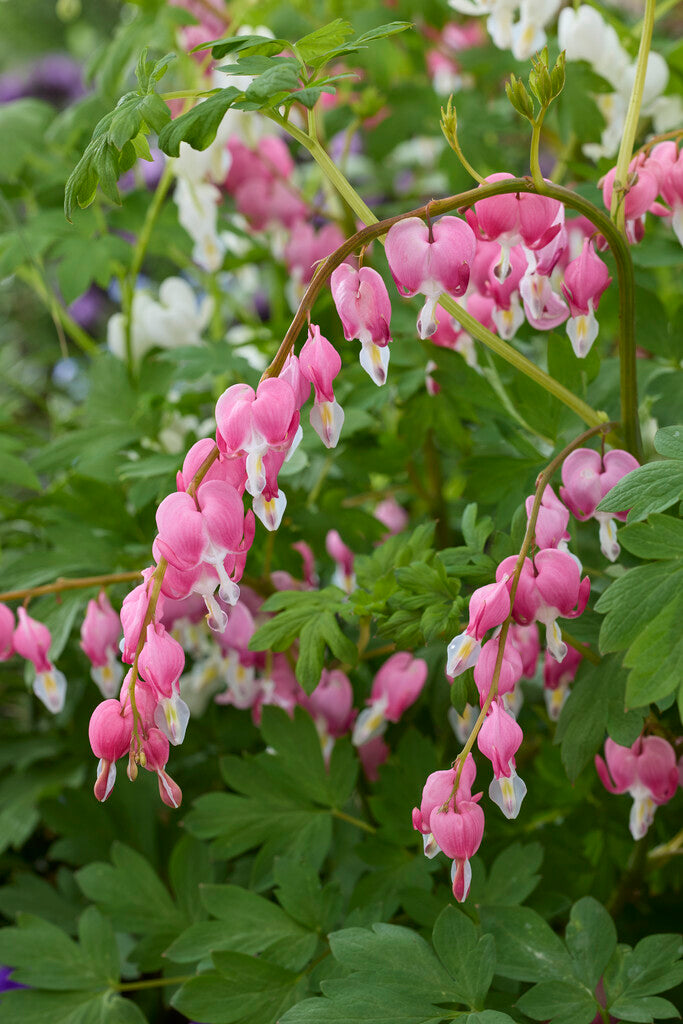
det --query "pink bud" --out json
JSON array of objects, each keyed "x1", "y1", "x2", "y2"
[
  {"x1": 326, "y1": 530, "x2": 354, "y2": 580},
  {"x1": 560, "y1": 448, "x2": 639, "y2": 561},
  {"x1": 304, "y1": 669, "x2": 355, "y2": 737},
  {"x1": 525, "y1": 485, "x2": 570, "y2": 550},
  {"x1": 299, "y1": 325, "x2": 344, "y2": 448},
  {"x1": 89, "y1": 698, "x2": 133, "y2": 763},
  {"x1": 560, "y1": 240, "x2": 612, "y2": 357},
  {"x1": 156, "y1": 492, "x2": 206, "y2": 571},
  {"x1": 371, "y1": 652, "x2": 427, "y2": 722},
  {"x1": 477, "y1": 698, "x2": 523, "y2": 779},
  {"x1": 331, "y1": 264, "x2": 393, "y2": 385},
  {"x1": 358, "y1": 735, "x2": 389, "y2": 781},
  {"x1": 374, "y1": 498, "x2": 409, "y2": 537},
  {"x1": 138, "y1": 623, "x2": 185, "y2": 698},
  {"x1": 80, "y1": 592, "x2": 121, "y2": 668},
  {"x1": 280, "y1": 353, "x2": 311, "y2": 410},
  {"x1": 467, "y1": 578, "x2": 511, "y2": 640},
  {"x1": 0, "y1": 603, "x2": 15, "y2": 661},
  {"x1": 474, "y1": 634, "x2": 523, "y2": 703},
  {"x1": 13, "y1": 607, "x2": 52, "y2": 673}
]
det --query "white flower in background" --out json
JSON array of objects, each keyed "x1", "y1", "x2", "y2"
[
  {"x1": 449, "y1": 0, "x2": 560, "y2": 62},
  {"x1": 108, "y1": 276, "x2": 213, "y2": 362},
  {"x1": 174, "y1": 176, "x2": 224, "y2": 272},
  {"x1": 559, "y1": 6, "x2": 672, "y2": 162}
]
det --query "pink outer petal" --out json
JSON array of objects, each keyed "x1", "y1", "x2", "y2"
[
  {"x1": 429, "y1": 799, "x2": 485, "y2": 861},
  {"x1": 496, "y1": 555, "x2": 539, "y2": 625},
  {"x1": 138, "y1": 623, "x2": 185, "y2": 697},
  {"x1": 477, "y1": 699, "x2": 523, "y2": 777},
  {"x1": 472, "y1": 173, "x2": 519, "y2": 240},
  {"x1": 385, "y1": 218, "x2": 431, "y2": 296},
  {"x1": 428, "y1": 217, "x2": 476, "y2": 297},
  {"x1": 518, "y1": 192, "x2": 563, "y2": 249},
  {"x1": 13, "y1": 607, "x2": 52, "y2": 673},
  {"x1": 156, "y1": 492, "x2": 207, "y2": 570},
  {"x1": 0, "y1": 602, "x2": 14, "y2": 660},
  {"x1": 252, "y1": 378, "x2": 298, "y2": 446},
  {"x1": 559, "y1": 448, "x2": 604, "y2": 520},
  {"x1": 467, "y1": 578, "x2": 511, "y2": 640},
  {"x1": 636, "y1": 736, "x2": 679, "y2": 804},
  {"x1": 599, "y1": 737, "x2": 638, "y2": 792},
  {"x1": 330, "y1": 264, "x2": 393, "y2": 346},
  {"x1": 561, "y1": 239, "x2": 611, "y2": 317},
  {"x1": 196, "y1": 480, "x2": 246, "y2": 552},
  {"x1": 299, "y1": 325, "x2": 342, "y2": 404},
  {"x1": 215, "y1": 383, "x2": 255, "y2": 455},
  {"x1": 88, "y1": 698, "x2": 133, "y2": 762},
  {"x1": 370, "y1": 651, "x2": 428, "y2": 721}
]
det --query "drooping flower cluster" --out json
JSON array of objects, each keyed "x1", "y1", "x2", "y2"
[{"x1": 415, "y1": 444, "x2": 640, "y2": 900}]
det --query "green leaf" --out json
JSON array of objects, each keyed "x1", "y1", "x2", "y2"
[
  {"x1": 623, "y1": 592, "x2": 683, "y2": 706},
  {"x1": 597, "y1": 461, "x2": 683, "y2": 523},
  {"x1": 618, "y1": 514, "x2": 683, "y2": 560},
  {"x1": 604, "y1": 934, "x2": 683, "y2": 1017},
  {"x1": 432, "y1": 907, "x2": 495, "y2": 1010},
  {"x1": 0, "y1": 911, "x2": 117, "y2": 991},
  {"x1": 157, "y1": 87, "x2": 241, "y2": 156},
  {"x1": 478, "y1": 906, "x2": 573, "y2": 983},
  {"x1": 565, "y1": 898, "x2": 617, "y2": 991},
  {"x1": 555, "y1": 656, "x2": 645, "y2": 781},
  {"x1": 516, "y1": 981, "x2": 598, "y2": 1024},
  {"x1": 653, "y1": 425, "x2": 683, "y2": 460},
  {"x1": 244, "y1": 63, "x2": 301, "y2": 104},
  {"x1": 274, "y1": 858, "x2": 342, "y2": 934},
  {"x1": 596, "y1": 561, "x2": 683, "y2": 654},
  {"x1": 173, "y1": 955, "x2": 304, "y2": 1024},
  {"x1": 259, "y1": 706, "x2": 330, "y2": 804},
  {"x1": 75, "y1": 842, "x2": 185, "y2": 936},
  {"x1": 0, "y1": 450, "x2": 41, "y2": 491},
  {"x1": 476, "y1": 841, "x2": 543, "y2": 906},
  {"x1": 0, "y1": 990, "x2": 112, "y2": 1024},
  {"x1": 295, "y1": 21, "x2": 354, "y2": 64},
  {"x1": 206, "y1": 35, "x2": 290, "y2": 60}
]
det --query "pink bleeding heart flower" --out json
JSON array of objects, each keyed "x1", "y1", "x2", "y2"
[
  {"x1": 446, "y1": 576, "x2": 511, "y2": 678},
  {"x1": 651, "y1": 142, "x2": 683, "y2": 246},
  {"x1": 413, "y1": 756, "x2": 477, "y2": 835},
  {"x1": 215, "y1": 378, "x2": 300, "y2": 498},
  {"x1": 600, "y1": 159, "x2": 660, "y2": 245},
  {"x1": 496, "y1": 550, "x2": 590, "y2": 662},
  {"x1": 303, "y1": 668, "x2": 355, "y2": 760},
  {"x1": 299, "y1": 324, "x2": 344, "y2": 448},
  {"x1": 13, "y1": 607, "x2": 67, "y2": 713},
  {"x1": 477, "y1": 697, "x2": 526, "y2": 819},
  {"x1": 466, "y1": 291, "x2": 497, "y2": 333},
  {"x1": 469, "y1": 173, "x2": 562, "y2": 277},
  {"x1": 0, "y1": 603, "x2": 15, "y2": 661},
  {"x1": 271, "y1": 540, "x2": 318, "y2": 591},
  {"x1": 560, "y1": 448, "x2": 640, "y2": 561},
  {"x1": 252, "y1": 653, "x2": 306, "y2": 725},
  {"x1": 560, "y1": 239, "x2": 612, "y2": 357},
  {"x1": 471, "y1": 239, "x2": 527, "y2": 340},
  {"x1": 474, "y1": 633, "x2": 523, "y2": 704},
  {"x1": 429, "y1": 796, "x2": 485, "y2": 902},
  {"x1": 141, "y1": 727, "x2": 183, "y2": 809},
  {"x1": 330, "y1": 264, "x2": 393, "y2": 385},
  {"x1": 519, "y1": 272, "x2": 569, "y2": 332},
  {"x1": 358, "y1": 735, "x2": 390, "y2": 782},
  {"x1": 543, "y1": 643, "x2": 582, "y2": 721},
  {"x1": 385, "y1": 215, "x2": 476, "y2": 339},
  {"x1": 352, "y1": 651, "x2": 428, "y2": 746},
  {"x1": 595, "y1": 735, "x2": 678, "y2": 839},
  {"x1": 525, "y1": 484, "x2": 571, "y2": 552},
  {"x1": 326, "y1": 529, "x2": 355, "y2": 593},
  {"x1": 138, "y1": 623, "x2": 185, "y2": 699},
  {"x1": 89, "y1": 698, "x2": 134, "y2": 802},
  {"x1": 80, "y1": 592, "x2": 123, "y2": 698},
  {"x1": 508, "y1": 622, "x2": 541, "y2": 679}
]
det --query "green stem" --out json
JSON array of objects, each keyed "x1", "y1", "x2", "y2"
[
  {"x1": 332, "y1": 808, "x2": 376, "y2": 833},
  {"x1": 611, "y1": 0, "x2": 657, "y2": 231},
  {"x1": 529, "y1": 110, "x2": 547, "y2": 191},
  {"x1": 123, "y1": 160, "x2": 175, "y2": 370},
  {"x1": 115, "y1": 974, "x2": 194, "y2": 992},
  {"x1": 21, "y1": 269, "x2": 99, "y2": 356}
]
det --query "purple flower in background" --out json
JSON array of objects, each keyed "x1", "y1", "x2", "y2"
[
  {"x1": 68, "y1": 286, "x2": 106, "y2": 331},
  {"x1": 0, "y1": 54, "x2": 84, "y2": 108},
  {"x1": 0, "y1": 966, "x2": 24, "y2": 993},
  {"x1": 118, "y1": 147, "x2": 166, "y2": 194}
]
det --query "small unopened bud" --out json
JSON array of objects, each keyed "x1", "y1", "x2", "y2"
[
  {"x1": 440, "y1": 95, "x2": 458, "y2": 150},
  {"x1": 138, "y1": 748, "x2": 147, "y2": 769},
  {"x1": 529, "y1": 63, "x2": 552, "y2": 106},
  {"x1": 505, "y1": 74, "x2": 534, "y2": 120},
  {"x1": 127, "y1": 752, "x2": 138, "y2": 782},
  {"x1": 550, "y1": 51, "x2": 566, "y2": 99}
]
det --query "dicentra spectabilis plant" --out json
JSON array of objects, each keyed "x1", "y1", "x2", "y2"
[{"x1": 0, "y1": 1, "x2": 681, "y2": 1021}]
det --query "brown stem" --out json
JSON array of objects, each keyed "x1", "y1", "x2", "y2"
[{"x1": 0, "y1": 571, "x2": 142, "y2": 604}]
